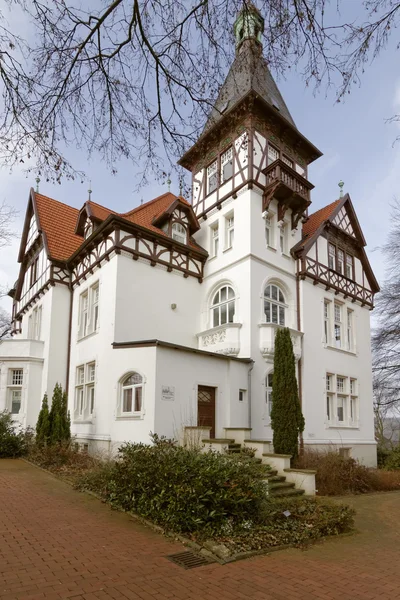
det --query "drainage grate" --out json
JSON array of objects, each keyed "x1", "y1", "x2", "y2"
[{"x1": 167, "y1": 550, "x2": 214, "y2": 569}]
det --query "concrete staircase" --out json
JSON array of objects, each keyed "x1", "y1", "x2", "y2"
[{"x1": 225, "y1": 441, "x2": 305, "y2": 497}]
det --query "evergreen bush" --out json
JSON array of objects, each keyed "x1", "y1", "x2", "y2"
[
  {"x1": 36, "y1": 393, "x2": 50, "y2": 446},
  {"x1": 77, "y1": 441, "x2": 268, "y2": 536},
  {"x1": 36, "y1": 384, "x2": 71, "y2": 446},
  {"x1": 0, "y1": 411, "x2": 32, "y2": 458},
  {"x1": 270, "y1": 327, "x2": 305, "y2": 459}
]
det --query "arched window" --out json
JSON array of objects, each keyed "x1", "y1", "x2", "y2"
[
  {"x1": 121, "y1": 373, "x2": 143, "y2": 414},
  {"x1": 264, "y1": 284, "x2": 286, "y2": 326},
  {"x1": 211, "y1": 285, "x2": 235, "y2": 327},
  {"x1": 171, "y1": 222, "x2": 187, "y2": 244},
  {"x1": 265, "y1": 372, "x2": 273, "y2": 418}
]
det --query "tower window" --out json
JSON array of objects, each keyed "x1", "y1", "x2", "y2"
[
  {"x1": 207, "y1": 160, "x2": 218, "y2": 194},
  {"x1": 221, "y1": 147, "x2": 233, "y2": 183},
  {"x1": 268, "y1": 144, "x2": 279, "y2": 165}
]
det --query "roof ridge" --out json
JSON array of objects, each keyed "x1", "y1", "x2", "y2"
[
  {"x1": 87, "y1": 199, "x2": 117, "y2": 212},
  {"x1": 122, "y1": 192, "x2": 176, "y2": 217}
]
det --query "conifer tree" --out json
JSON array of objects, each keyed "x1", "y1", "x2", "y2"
[
  {"x1": 61, "y1": 390, "x2": 71, "y2": 442},
  {"x1": 35, "y1": 393, "x2": 50, "y2": 446},
  {"x1": 49, "y1": 383, "x2": 64, "y2": 445},
  {"x1": 270, "y1": 328, "x2": 305, "y2": 459}
]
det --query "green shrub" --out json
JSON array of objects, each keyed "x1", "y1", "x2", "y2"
[
  {"x1": 77, "y1": 442, "x2": 268, "y2": 536},
  {"x1": 377, "y1": 446, "x2": 391, "y2": 468},
  {"x1": 0, "y1": 411, "x2": 33, "y2": 458},
  {"x1": 383, "y1": 447, "x2": 400, "y2": 470}
]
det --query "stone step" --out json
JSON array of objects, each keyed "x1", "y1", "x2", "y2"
[
  {"x1": 267, "y1": 475, "x2": 286, "y2": 483},
  {"x1": 270, "y1": 487, "x2": 305, "y2": 498},
  {"x1": 263, "y1": 469, "x2": 278, "y2": 478},
  {"x1": 268, "y1": 481, "x2": 295, "y2": 491}
]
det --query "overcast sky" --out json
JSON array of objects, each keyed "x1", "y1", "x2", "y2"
[{"x1": 0, "y1": 1, "x2": 399, "y2": 313}]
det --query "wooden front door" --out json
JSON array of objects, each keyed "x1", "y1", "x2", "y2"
[{"x1": 197, "y1": 386, "x2": 216, "y2": 439}]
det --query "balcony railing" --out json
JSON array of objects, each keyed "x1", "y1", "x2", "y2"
[
  {"x1": 259, "y1": 323, "x2": 302, "y2": 361},
  {"x1": 262, "y1": 159, "x2": 314, "y2": 206},
  {"x1": 197, "y1": 323, "x2": 242, "y2": 356},
  {"x1": 300, "y1": 257, "x2": 374, "y2": 307}
]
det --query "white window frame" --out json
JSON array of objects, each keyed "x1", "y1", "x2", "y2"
[
  {"x1": 7, "y1": 369, "x2": 24, "y2": 415},
  {"x1": 75, "y1": 362, "x2": 96, "y2": 420},
  {"x1": 221, "y1": 147, "x2": 233, "y2": 183},
  {"x1": 328, "y1": 243, "x2": 336, "y2": 270},
  {"x1": 171, "y1": 222, "x2": 187, "y2": 245},
  {"x1": 211, "y1": 285, "x2": 235, "y2": 327},
  {"x1": 265, "y1": 212, "x2": 275, "y2": 248},
  {"x1": 279, "y1": 223, "x2": 287, "y2": 254},
  {"x1": 207, "y1": 159, "x2": 218, "y2": 194},
  {"x1": 334, "y1": 302, "x2": 342, "y2": 349},
  {"x1": 347, "y1": 309, "x2": 354, "y2": 352},
  {"x1": 264, "y1": 284, "x2": 286, "y2": 326},
  {"x1": 265, "y1": 372, "x2": 273, "y2": 420},
  {"x1": 29, "y1": 305, "x2": 42, "y2": 340},
  {"x1": 267, "y1": 144, "x2": 279, "y2": 165},
  {"x1": 78, "y1": 283, "x2": 100, "y2": 339},
  {"x1": 225, "y1": 213, "x2": 234, "y2": 250},
  {"x1": 119, "y1": 372, "x2": 144, "y2": 418},
  {"x1": 324, "y1": 300, "x2": 331, "y2": 345},
  {"x1": 346, "y1": 254, "x2": 354, "y2": 279},
  {"x1": 325, "y1": 374, "x2": 358, "y2": 428},
  {"x1": 210, "y1": 222, "x2": 219, "y2": 258}
]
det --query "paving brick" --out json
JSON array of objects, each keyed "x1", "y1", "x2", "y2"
[{"x1": 1, "y1": 460, "x2": 400, "y2": 600}]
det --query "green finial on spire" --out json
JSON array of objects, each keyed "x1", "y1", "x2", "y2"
[
  {"x1": 88, "y1": 180, "x2": 92, "y2": 201},
  {"x1": 35, "y1": 176, "x2": 40, "y2": 193},
  {"x1": 167, "y1": 175, "x2": 171, "y2": 192},
  {"x1": 338, "y1": 180, "x2": 344, "y2": 198},
  {"x1": 233, "y1": 3, "x2": 264, "y2": 51}
]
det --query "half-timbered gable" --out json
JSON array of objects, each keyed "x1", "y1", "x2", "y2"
[{"x1": 293, "y1": 194, "x2": 379, "y2": 308}]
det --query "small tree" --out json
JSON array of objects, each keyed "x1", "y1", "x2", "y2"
[
  {"x1": 270, "y1": 328, "x2": 305, "y2": 459},
  {"x1": 36, "y1": 393, "x2": 50, "y2": 446},
  {"x1": 47, "y1": 383, "x2": 71, "y2": 445}
]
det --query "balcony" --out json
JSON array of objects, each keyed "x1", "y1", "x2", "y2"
[
  {"x1": 197, "y1": 323, "x2": 242, "y2": 356},
  {"x1": 300, "y1": 257, "x2": 374, "y2": 307},
  {"x1": 259, "y1": 323, "x2": 302, "y2": 361},
  {"x1": 0, "y1": 338, "x2": 44, "y2": 360},
  {"x1": 262, "y1": 159, "x2": 314, "y2": 217}
]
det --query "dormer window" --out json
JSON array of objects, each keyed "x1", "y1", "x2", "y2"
[
  {"x1": 207, "y1": 160, "x2": 218, "y2": 194},
  {"x1": 171, "y1": 222, "x2": 187, "y2": 245},
  {"x1": 84, "y1": 219, "x2": 93, "y2": 239},
  {"x1": 221, "y1": 147, "x2": 233, "y2": 183}
]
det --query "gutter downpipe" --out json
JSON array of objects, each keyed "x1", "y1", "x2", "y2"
[
  {"x1": 248, "y1": 360, "x2": 255, "y2": 429},
  {"x1": 65, "y1": 280, "x2": 74, "y2": 394},
  {"x1": 296, "y1": 259, "x2": 304, "y2": 455}
]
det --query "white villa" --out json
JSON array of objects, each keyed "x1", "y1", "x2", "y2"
[{"x1": 0, "y1": 5, "x2": 379, "y2": 466}]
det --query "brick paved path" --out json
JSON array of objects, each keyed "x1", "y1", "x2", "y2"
[{"x1": 1, "y1": 460, "x2": 400, "y2": 600}]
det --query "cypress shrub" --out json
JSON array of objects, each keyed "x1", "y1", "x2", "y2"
[
  {"x1": 270, "y1": 327, "x2": 305, "y2": 459},
  {"x1": 36, "y1": 393, "x2": 50, "y2": 446}
]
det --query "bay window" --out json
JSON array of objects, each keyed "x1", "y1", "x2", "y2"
[{"x1": 264, "y1": 284, "x2": 286, "y2": 326}]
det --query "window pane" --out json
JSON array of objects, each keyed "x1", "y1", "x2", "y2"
[
  {"x1": 212, "y1": 290, "x2": 219, "y2": 306},
  {"x1": 123, "y1": 388, "x2": 133, "y2": 413},
  {"x1": 279, "y1": 306, "x2": 285, "y2": 326},
  {"x1": 134, "y1": 387, "x2": 142, "y2": 412},
  {"x1": 265, "y1": 301, "x2": 271, "y2": 322},
  {"x1": 222, "y1": 161, "x2": 233, "y2": 182},
  {"x1": 326, "y1": 396, "x2": 331, "y2": 420},
  {"x1": 220, "y1": 287, "x2": 227, "y2": 302},
  {"x1": 220, "y1": 303, "x2": 227, "y2": 325},
  {"x1": 213, "y1": 307, "x2": 219, "y2": 327},
  {"x1": 278, "y1": 290, "x2": 284, "y2": 303},
  {"x1": 272, "y1": 303, "x2": 278, "y2": 324},
  {"x1": 11, "y1": 369, "x2": 23, "y2": 385},
  {"x1": 271, "y1": 285, "x2": 278, "y2": 301},
  {"x1": 228, "y1": 301, "x2": 235, "y2": 323},
  {"x1": 265, "y1": 285, "x2": 271, "y2": 299},
  {"x1": 11, "y1": 390, "x2": 21, "y2": 414},
  {"x1": 124, "y1": 373, "x2": 142, "y2": 386}
]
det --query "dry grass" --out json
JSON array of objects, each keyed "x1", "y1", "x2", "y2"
[
  {"x1": 28, "y1": 443, "x2": 100, "y2": 481},
  {"x1": 295, "y1": 449, "x2": 400, "y2": 496}
]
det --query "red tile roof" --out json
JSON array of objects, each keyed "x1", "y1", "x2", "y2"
[
  {"x1": 33, "y1": 191, "x2": 201, "y2": 262},
  {"x1": 35, "y1": 193, "x2": 83, "y2": 261},
  {"x1": 302, "y1": 199, "x2": 342, "y2": 239}
]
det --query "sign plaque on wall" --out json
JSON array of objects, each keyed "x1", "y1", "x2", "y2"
[{"x1": 161, "y1": 385, "x2": 175, "y2": 401}]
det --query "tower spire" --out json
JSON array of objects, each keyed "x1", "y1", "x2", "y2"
[{"x1": 233, "y1": 3, "x2": 264, "y2": 53}]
